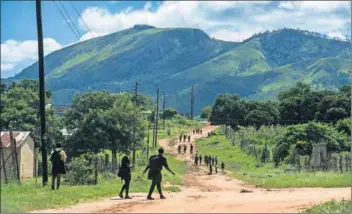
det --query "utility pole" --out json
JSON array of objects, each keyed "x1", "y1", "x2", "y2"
[
  {"x1": 152, "y1": 107, "x2": 156, "y2": 148},
  {"x1": 36, "y1": 0, "x2": 48, "y2": 186},
  {"x1": 191, "y1": 85, "x2": 194, "y2": 120},
  {"x1": 132, "y1": 81, "x2": 139, "y2": 166},
  {"x1": 154, "y1": 89, "x2": 160, "y2": 148},
  {"x1": 162, "y1": 92, "x2": 166, "y2": 130},
  {"x1": 147, "y1": 124, "x2": 150, "y2": 160}
]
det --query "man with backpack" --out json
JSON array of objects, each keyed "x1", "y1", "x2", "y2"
[
  {"x1": 143, "y1": 147, "x2": 175, "y2": 200},
  {"x1": 50, "y1": 143, "x2": 66, "y2": 190}
]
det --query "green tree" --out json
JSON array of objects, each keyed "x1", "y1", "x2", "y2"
[
  {"x1": 200, "y1": 106, "x2": 212, "y2": 119},
  {"x1": 162, "y1": 108, "x2": 178, "y2": 119},
  {"x1": 0, "y1": 80, "x2": 62, "y2": 149}
]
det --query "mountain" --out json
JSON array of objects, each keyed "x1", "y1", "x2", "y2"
[{"x1": 7, "y1": 25, "x2": 350, "y2": 113}]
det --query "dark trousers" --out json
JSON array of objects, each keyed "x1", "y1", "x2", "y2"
[
  {"x1": 147, "y1": 180, "x2": 163, "y2": 198},
  {"x1": 120, "y1": 179, "x2": 130, "y2": 196},
  {"x1": 52, "y1": 173, "x2": 61, "y2": 190}
]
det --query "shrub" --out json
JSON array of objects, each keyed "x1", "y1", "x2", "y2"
[{"x1": 64, "y1": 154, "x2": 95, "y2": 185}]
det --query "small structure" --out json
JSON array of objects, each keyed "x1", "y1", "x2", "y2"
[
  {"x1": 310, "y1": 142, "x2": 327, "y2": 170},
  {"x1": 0, "y1": 131, "x2": 36, "y2": 180}
]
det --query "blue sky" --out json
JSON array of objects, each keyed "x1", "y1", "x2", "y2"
[{"x1": 1, "y1": 1, "x2": 351, "y2": 78}]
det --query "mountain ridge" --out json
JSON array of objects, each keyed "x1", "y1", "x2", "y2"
[{"x1": 6, "y1": 26, "x2": 350, "y2": 113}]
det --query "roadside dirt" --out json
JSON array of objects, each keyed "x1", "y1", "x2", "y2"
[{"x1": 32, "y1": 124, "x2": 350, "y2": 213}]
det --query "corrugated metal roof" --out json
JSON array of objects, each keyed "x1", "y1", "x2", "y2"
[{"x1": 0, "y1": 131, "x2": 31, "y2": 148}]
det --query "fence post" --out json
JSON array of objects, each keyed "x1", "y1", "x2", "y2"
[{"x1": 94, "y1": 155, "x2": 98, "y2": 185}]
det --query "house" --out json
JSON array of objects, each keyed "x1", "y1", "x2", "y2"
[{"x1": 0, "y1": 131, "x2": 36, "y2": 180}]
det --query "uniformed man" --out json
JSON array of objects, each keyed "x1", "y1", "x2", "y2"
[
  {"x1": 190, "y1": 144, "x2": 194, "y2": 154},
  {"x1": 183, "y1": 145, "x2": 187, "y2": 154},
  {"x1": 179, "y1": 134, "x2": 182, "y2": 142},
  {"x1": 178, "y1": 144, "x2": 181, "y2": 154},
  {"x1": 221, "y1": 161, "x2": 225, "y2": 172},
  {"x1": 188, "y1": 135, "x2": 191, "y2": 143},
  {"x1": 194, "y1": 154, "x2": 199, "y2": 166},
  {"x1": 143, "y1": 147, "x2": 175, "y2": 200},
  {"x1": 215, "y1": 156, "x2": 218, "y2": 166},
  {"x1": 199, "y1": 155, "x2": 202, "y2": 166},
  {"x1": 209, "y1": 162, "x2": 213, "y2": 175}
]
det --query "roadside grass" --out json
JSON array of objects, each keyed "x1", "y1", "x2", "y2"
[
  {"x1": 2, "y1": 118, "x2": 197, "y2": 213},
  {"x1": 195, "y1": 129, "x2": 350, "y2": 188},
  {"x1": 303, "y1": 200, "x2": 351, "y2": 213},
  {"x1": 1, "y1": 154, "x2": 186, "y2": 213}
]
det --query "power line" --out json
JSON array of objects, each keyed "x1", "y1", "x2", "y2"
[
  {"x1": 53, "y1": 1, "x2": 80, "y2": 41},
  {"x1": 58, "y1": 1, "x2": 83, "y2": 40},
  {"x1": 69, "y1": 1, "x2": 95, "y2": 39}
]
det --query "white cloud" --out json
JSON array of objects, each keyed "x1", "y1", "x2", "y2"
[
  {"x1": 1, "y1": 63, "x2": 15, "y2": 71},
  {"x1": 1, "y1": 38, "x2": 62, "y2": 77},
  {"x1": 76, "y1": 1, "x2": 350, "y2": 43}
]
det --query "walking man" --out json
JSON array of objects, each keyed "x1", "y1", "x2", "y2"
[
  {"x1": 199, "y1": 154, "x2": 202, "y2": 166},
  {"x1": 221, "y1": 161, "x2": 225, "y2": 172},
  {"x1": 179, "y1": 134, "x2": 182, "y2": 142},
  {"x1": 144, "y1": 147, "x2": 175, "y2": 200},
  {"x1": 190, "y1": 144, "x2": 194, "y2": 154},
  {"x1": 188, "y1": 135, "x2": 191, "y2": 143},
  {"x1": 183, "y1": 145, "x2": 187, "y2": 154},
  {"x1": 178, "y1": 144, "x2": 181, "y2": 154},
  {"x1": 50, "y1": 143, "x2": 66, "y2": 190},
  {"x1": 195, "y1": 154, "x2": 199, "y2": 166},
  {"x1": 209, "y1": 162, "x2": 213, "y2": 175}
]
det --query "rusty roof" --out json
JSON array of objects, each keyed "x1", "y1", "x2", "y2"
[{"x1": 0, "y1": 131, "x2": 31, "y2": 148}]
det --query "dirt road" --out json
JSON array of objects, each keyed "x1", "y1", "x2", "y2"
[{"x1": 34, "y1": 125, "x2": 350, "y2": 213}]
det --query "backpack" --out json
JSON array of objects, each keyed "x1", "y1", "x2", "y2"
[
  {"x1": 149, "y1": 155, "x2": 161, "y2": 172},
  {"x1": 50, "y1": 150, "x2": 62, "y2": 166}
]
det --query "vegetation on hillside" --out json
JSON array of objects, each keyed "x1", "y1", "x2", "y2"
[{"x1": 7, "y1": 27, "x2": 350, "y2": 113}]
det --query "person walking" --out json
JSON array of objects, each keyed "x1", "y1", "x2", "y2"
[
  {"x1": 118, "y1": 156, "x2": 133, "y2": 199},
  {"x1": 199, "y1": 154, "x2": 202, "y2": 166},
  {"x1": 188, "y1": 135, "x2": 191, "y2": 143},
  {"x1": 144, "y1": 148, "x2": 175, "y2": 200},
  {"x1": 183, "y1": 135, "x2": 187, "y2": 142},
  {"x1": 215, "y1": 156, "x2": 218, "y2": 166},
  {"x1": 50, "y1": 143, "x2": 67, "y2": 190},
  {"x1": 178, "y1": 144, "x2": 181, "y2": 154},
  {"x1": 221, "y1": 161, "x2": 225, "y2": 172},
  {"x1": 183, "y1": 145, "x2": 187, "y2": 154},
  {"x1": 194, "y1": 154, "x2": 199, "y2": 166},
  {"x1": 190, "y1": 144, "x2": 194, "y2": 154},
  {"x1": 179, "y1": 134, "x2": 182, "y2": 142},
  {"x1": 209, "y1": 162, "x2": 213, "y2": 175}
]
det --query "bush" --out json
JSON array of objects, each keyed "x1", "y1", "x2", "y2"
[{"x1": 64, "y1": 154, "x2": 95, "y2": 185}]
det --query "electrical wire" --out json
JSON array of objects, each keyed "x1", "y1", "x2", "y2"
[
  {"x1": 58, "y1": 1, "x2": 83, "y2": 40},
  {"x1": 53, "y1": 1, "x2": 81, "y2": 41},
  {"x1": 69, "y1": 1, "x2": 95, "y2": 39}
]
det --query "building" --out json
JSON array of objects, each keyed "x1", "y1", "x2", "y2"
[{"x1": 0, "y1": 131, "x2": 36, "y2": 180}]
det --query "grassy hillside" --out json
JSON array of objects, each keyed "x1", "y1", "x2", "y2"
[{"x1": 7, "y1": 26, "x2": 350, "y2": 113}]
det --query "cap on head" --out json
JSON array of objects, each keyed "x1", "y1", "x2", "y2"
[
  {"x1": 56, "y1": 143, "x2": 62, "y2": 148},
  {"x1": 158, "y1": 147, "x2": 164, "y2": 154}
]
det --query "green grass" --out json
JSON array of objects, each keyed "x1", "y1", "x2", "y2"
[
  {"x1": 2, "y1": 118, "x2": 199, "y2": 213},
  {"x1": 195, "y1": 128, "x2": 351, "y2": 188},
  {"x1": 303, "y1": 200, "x2": 352, "y2": 213},
  {"x1": 1, "y1": 154, "x2": 186, "y2": 213}
]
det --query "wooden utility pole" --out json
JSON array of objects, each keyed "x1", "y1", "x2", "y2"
[
  {"x1": 147, "y1": 124, "x2": 150, "y2": 160},
  {"x1": 190, "y1": 85, "x2": 194, "y2": 120},
  {"x1": 36, "y1": 0, "x2": 48, "y2": 186},
  {"x1": 162, "y1": 92, "x2": 166, "y2": 130},
  {"x1": 154, "y1": 89, "x2": 160, "y2": 148},
  {"x1": 132, "y1": 81, "x2": 139, "y2": 166}
]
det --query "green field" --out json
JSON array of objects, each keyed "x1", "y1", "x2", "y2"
[
  {"x1": 195, "y1": 128, "x2": 350, "y2": 188},
  {"x1": 303, "y1": 200, "x2": 352, "y2": 213}
]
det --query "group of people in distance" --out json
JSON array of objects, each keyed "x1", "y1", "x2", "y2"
[
  {"x1": 50, "y1": 143, "x2": 175, "y2": 201},
  {"x1": 179, "y1": 134, "x2": 191, "y2": 143},
  {"x1": 178, "y1": 143, "x2": 193, "y2": 154},
  {"x1": 194, "y1": 154, "x2": 225, "y2": 174},
  {"x1": 193, "y1": 128, "x2": 202, "y2": 135}
]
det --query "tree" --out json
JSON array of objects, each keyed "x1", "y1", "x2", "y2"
[
  {"x1": 162, "y1": 108, "x2": 178, "y2": 119},
  {"x1": 0, "y1": 80, "x2": 62, "y2": 149},
  {"x1": 200, "y1": 106, "x2": 212, "y2": 119}
]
